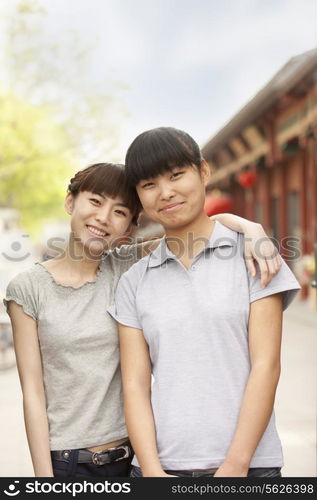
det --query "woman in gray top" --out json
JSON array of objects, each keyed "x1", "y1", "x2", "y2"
[{"x1": 4, "y1": 162, "x2": 281, "y2": 477}]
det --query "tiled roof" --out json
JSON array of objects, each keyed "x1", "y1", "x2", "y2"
[{"x1": 202, "y1": 48, "x2": 317, "y2": 157}]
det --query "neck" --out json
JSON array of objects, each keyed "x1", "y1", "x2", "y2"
[
  {"x1": 164, "y1": 212, "x2": 215, "y2": 264},
  {"x1": 58, "y1": 233, "x2": 103, "y2": 278}
]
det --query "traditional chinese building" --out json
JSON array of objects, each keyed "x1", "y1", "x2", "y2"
[{"x1": 202, "y1": 48, "x2": 317, "y2": 299}]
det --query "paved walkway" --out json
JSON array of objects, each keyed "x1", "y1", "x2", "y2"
[
  {"x1": 0, "y1": 298, "x2": 316, "y2": 477},
  {"x1": 275, "y1": 297, "x2": 316, "y2": 477}
]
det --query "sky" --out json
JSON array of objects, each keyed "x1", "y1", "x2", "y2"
[{"x1": 1, "y1": 0, "x2": 317, "y2": 162}]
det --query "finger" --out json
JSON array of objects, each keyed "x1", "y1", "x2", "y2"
[
  {"x1": 266, "y1": 258, "x2": 277, "y2": 282},
  {"x1": 269, "y1": 242, "x2": 279, "y2": 259},
  {"x1": 274, "y1": 257, "x2": 280, "y2": 274},
  {"x1": 245, "y1": 252, "x2": 256, "y2": 276},
  {"x1": 276, "y1": 254, "x2": 282, "y2": 270},
  {"x1": 258, "y1": 261, "x2": 269, "y2": 287},
  {"x1": 264, "y1": 250, "x2": 280, "y2": 274},
  {"x1": 274, "y1": 256, "x2": 281, "y2": 273}
]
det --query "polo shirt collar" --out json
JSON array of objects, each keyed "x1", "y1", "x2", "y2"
[{"x1": 148, "y1": 221, "x2": 238, "y2": 268}]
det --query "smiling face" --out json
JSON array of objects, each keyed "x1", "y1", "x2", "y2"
[
  {"x1": 65, "y1": 190, "x2": 133, "y2": 257},
  {"x1": 136, "y1": 163, "x2": 209, "y2": 231}
]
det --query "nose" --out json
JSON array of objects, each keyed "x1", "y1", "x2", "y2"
[
  {"x1": 158, "y1": 180, "x2": 176, "y2": 201},
  {"x1": 95, "y1": 203, "x2": 111, "y2": 225}
]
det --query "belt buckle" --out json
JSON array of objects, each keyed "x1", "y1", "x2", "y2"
[
  {"x1": 113, "y1": 445, "x2": 130, "y2": 462},
  {"x1": 92, "y1": 445, "x2": 130, "y2": 465},
  {"x1": 92, "y1": 452, "x2": 102, "y2": 466}
]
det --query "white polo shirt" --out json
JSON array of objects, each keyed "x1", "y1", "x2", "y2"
[{"x1": 108, "y1": 221, "x2": 300, "y2": 470}]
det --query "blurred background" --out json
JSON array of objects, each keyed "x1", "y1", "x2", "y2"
[{"x1": 0, "y1": 0, "x2": 316, "y2": 477}]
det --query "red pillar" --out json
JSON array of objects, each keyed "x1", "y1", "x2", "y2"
[
  {"x1": 244, "y1": 189, "x2": 254, "y2": 220},
  {"x1": 299, "y1": 149, "x2": 308, "y2": 253},
  {"x1": 280, "y1": 161, "x2": 288, "y2": 258},
  {"x1": 262, "y1": 167, "x2": 271, "y2": 232},
  {"x1": 300, "y1": 148, "x2": 309, "y2": 298}
]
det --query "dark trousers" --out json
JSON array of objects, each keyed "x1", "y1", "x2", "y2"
[
  {"x1": 130, "y1": 465, "x2": 282, "y2": 478},
  {"x1": 52, "y1": 449, "x2": 133, "y2": 478}
]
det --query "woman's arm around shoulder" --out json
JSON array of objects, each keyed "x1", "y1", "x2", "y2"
[{"x1": 211, "y1": 213, "x2": 281, "y2": 287}]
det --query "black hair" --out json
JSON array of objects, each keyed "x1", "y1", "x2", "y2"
[
  {"x1": 125, "y1": 127, "x2": 202, "y2": 187},
  {"x1": 68, "y1": 163, "x2": 141, "y2": 225}
]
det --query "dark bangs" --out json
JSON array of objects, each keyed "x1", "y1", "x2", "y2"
[
  {"x1": 125, "y1": 127, "x2": 202, "y2": 187},
  {"x1": 68, "y1": 163, "x2": 141, "y2": 224}
]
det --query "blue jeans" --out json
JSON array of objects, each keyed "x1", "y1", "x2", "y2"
[{"x1": 130, "y1": 465, "x2": 282, "y2": 478}]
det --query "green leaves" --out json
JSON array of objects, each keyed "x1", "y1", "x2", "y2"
[
  {"x1": 0, "y1": 92, "x2": 75, "y2": 235},
  {"x1": 0, "y1": 0, "x2": 127, "y2": 236}
]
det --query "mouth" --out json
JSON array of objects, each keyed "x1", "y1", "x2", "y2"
[
  {"x1": 86, "y1": 225, "x2": 110, "y2": 238},
  {"x1": 159, "y1": 202, "x2": 185, "y2": 213}
]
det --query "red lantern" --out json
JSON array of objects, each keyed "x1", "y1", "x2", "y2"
[
  {"x1": 237, "y1": 170, "x2": 256, "y2": 188},
  {"x1": 204, "y1": 193, "x2": 234, "y2": 216}
]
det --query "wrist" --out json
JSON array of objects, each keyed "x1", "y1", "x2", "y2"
[
  {"x1": 240, "y1": 220, "x2": 261, "y2": 234},
  {"x1": 141, "y1": 461, "x2": 165, "y2": 477},
  {"x1": 142, "y1": 468, "x2": 165, "y2": 477},
  {"x1": 34, "y1": 470, "x2": 54, "y2": 477},
  {"x1": 225, "y1": 453, "x2": 251, "y2": 471}
]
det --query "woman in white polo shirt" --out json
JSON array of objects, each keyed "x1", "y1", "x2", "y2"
[{"x1": 109, "y1": 127, "x2": 301, "y2": 478}]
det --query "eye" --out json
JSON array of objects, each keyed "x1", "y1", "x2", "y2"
[
  {"x1": 171, "y1": 171, "x2": 184, "y2": 179},
  {"x1": 141, "y1": 181, "x2": 155, "y2": 189},
  {"x1": 90, "y1": 197, "x2": 102, "y2": 205},
  {"x1": 114, "y1": 209, "x2": 128, "y2": 217}
]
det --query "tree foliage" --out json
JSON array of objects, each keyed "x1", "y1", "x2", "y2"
[
  {"x1": 4, "y1": 0, "x2": 127, "y2": 160},
  {"x1": 0, "y1": 92, "x2": 74, "y2": 235},
  {"x1": 0, "y1": 0, "x2": 127, "y2": 235}
]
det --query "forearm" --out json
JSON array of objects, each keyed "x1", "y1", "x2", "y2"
[
  {"x1": 225, "y1": 364, "x2": 280, "y2": 471},
  {"x1": 124, "y1": 385, "x2": 163, "y2": 477},
  {"x1": 211, "y1": 213, "x2": 259, "y2": 233},
  {"x1": 23, "y1": 390, "x2": 53, "y2": 477}
]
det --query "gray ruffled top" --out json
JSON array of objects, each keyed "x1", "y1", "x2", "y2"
[{"x1": 4, "y1": 244, "x2": 140, "y2": 450}]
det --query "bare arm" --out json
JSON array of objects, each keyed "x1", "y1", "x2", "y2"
[
  {"x1": 210, "y1": 213, "x2": 260, "y2": 234},
  {"x1": 211, "y1": 213, "x2": 281, "y2": 287},
  {"x1": 8, "y1": 302, "x2": 53, "y2": 477},
  {"x1": 214, "y1": 293, "x2": 283, "y2": 477},
  {"x1": 119, "y1": 323, "x2": 170, "y2": 477}
]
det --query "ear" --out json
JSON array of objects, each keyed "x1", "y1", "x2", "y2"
[
  {"x1": 65, "y1": 193, "x2": 74, "y2": 215},
  {"x1": 200, "y1": 159, "x2": 211, "y2": 186}
]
